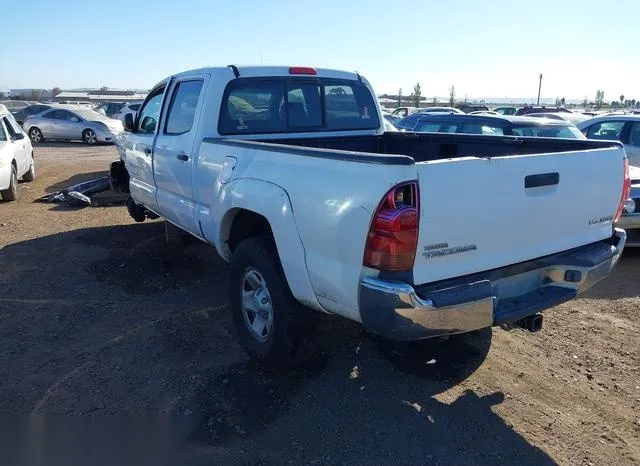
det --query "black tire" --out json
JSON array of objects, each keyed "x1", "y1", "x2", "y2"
[
  {"x1": 1, "y1": 165, "x2": 18, "y2": 201},
  {"x1": 28, "y1": 127, "x2": 43, "y2": 144},
  {"x1": 22, "y1": 156, "x2": 35, "y2": 182},
  {"x1": 229, "y1": 237, "x2": 317, "y2": 370},
  {"x1": 83, "y1": 129, "x2": 97, "y2": 145}
]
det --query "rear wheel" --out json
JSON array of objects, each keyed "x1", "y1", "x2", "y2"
[
  {"x1": 83, "y1": 129, "x2": 97, "y2": 145},
  {"x1": 1, "y1": 165, "x2": 18, "y2": 201},
  {"x1": 229, "y1": 237, "x2": 317, "y2": 369},
  {"x1": 22, "y1": 156, "x2": 35, "y2": 182},
  {"x1": 28, "y1": 127, "x2": 43, "y2": 144}
]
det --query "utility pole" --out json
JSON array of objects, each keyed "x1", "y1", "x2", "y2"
[{"x1": 537, "y1": 73, "x2": 543, "y2": 105}]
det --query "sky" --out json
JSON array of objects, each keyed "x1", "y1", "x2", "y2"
[{"x1": 2, "y1": 0, "x2": 638, "y2": 101}]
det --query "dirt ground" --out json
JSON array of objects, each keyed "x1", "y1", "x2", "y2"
[{"x1": 0, "y1": 142, "x2": 639, "y2": 465}]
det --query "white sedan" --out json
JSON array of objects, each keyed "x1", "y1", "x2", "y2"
[
  {"x1": 0, "y1": 105, "x2": 35, "y2": 201},
  {"x1": 577, "y1": 115, "x2": 640, "y2": 166}
]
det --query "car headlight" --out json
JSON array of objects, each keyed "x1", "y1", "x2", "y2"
[{"x1": 624, "y1": 198, "x2": 636, "y2": 215}]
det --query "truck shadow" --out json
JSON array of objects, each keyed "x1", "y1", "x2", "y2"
[{"x1": 0, "y1": 222, "x2": 557, "y2": 464}]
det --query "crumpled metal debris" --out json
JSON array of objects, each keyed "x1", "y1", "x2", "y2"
[{"x1": 36, "y1": 176, "x2": 111, "y2": 206}]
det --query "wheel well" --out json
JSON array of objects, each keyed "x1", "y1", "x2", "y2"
[{"x1": 227, "y1": 210, "x2": 274, "y2": 253}]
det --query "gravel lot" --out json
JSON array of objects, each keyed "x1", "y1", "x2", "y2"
[{"x1": 1, "y1": 143, "x2": 639, "y2": 465}]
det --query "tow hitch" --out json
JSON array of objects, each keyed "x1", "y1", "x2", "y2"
[{"x1": 501, "y1": 313, "x2": 544, "y2": 333}]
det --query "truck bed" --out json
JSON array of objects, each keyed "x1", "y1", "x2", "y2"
[{"x1": 266, "y1": 131, "x2": 622, "y2": 163}]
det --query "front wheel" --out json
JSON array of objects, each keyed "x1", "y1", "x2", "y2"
[
  {"x1": 1, "y1": 165, "x2": 17, "y2": 201},
  {"x1": 83, "y1": 129, "x2": 97, "y2": 145},
  {"x1": 229, "y1": 237, "x2": 317, "y2": 369},
  {"x1": 29, "y1": 127, "x2": 43, "y2": 144}
]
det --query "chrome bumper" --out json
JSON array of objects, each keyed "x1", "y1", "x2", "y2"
[{"x1": 359, "y1": 229, "x2": 626, "y2": 341}]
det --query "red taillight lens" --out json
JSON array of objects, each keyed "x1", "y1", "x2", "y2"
[
  {"x1": 615, "y1": 158, "x2": 632, "y2": 222},
  {"x1": 363, "y1": 182, "x2": 419, "y2": 271},
  {"x1": 289, "y1": 66, "x2": 317, "y2": 75}
]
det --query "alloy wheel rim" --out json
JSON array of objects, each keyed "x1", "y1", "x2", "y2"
[{"x1": 240, "y1": 268, "x2": 273, "y2": 342}]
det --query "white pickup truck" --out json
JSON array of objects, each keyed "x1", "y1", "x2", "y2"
[{"x1": 111, "y1": 65, "x2": 630, "y2": 368}]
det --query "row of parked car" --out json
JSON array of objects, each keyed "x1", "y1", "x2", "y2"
[{"x1": 5, "y1": 100, "x2": 143, "y2": 146}]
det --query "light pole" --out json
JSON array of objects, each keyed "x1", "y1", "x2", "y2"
[{"x1": 537, "y1": 73, "x2": 543, "y2": 105}]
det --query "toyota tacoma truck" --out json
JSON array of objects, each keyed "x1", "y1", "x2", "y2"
[{"x1": 110, "y1": 65, "x2": 630, "y2": 368}]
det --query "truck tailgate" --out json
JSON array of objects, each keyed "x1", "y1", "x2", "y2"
[{"x1": 413, "y1": 147, "x2": 624, "y2": 285}]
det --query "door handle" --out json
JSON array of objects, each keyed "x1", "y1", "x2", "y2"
[
  {"x1": 525, "y1": 172, "x2": 559, "y2": 188},
  {"x1": 176, "y1": 152, "x2": 190, "y2": 162},
  {"x1": 144, "y1": 148, "x2": 152, "y2": 155}
]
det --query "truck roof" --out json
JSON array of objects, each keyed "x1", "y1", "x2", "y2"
[{"x1": 167, "y1": 65, "x2": 364, "y2": 83}]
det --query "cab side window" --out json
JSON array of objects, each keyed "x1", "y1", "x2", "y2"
[
  {"x1": 164, "y1": 80, "x2": 204, "y2": 135},
  {"x1": 137, "y1": 87, "x2": 166, "y2": 134}
]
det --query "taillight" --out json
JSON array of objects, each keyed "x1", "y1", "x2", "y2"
[
  {"x1": 363, "y1": 182, "x2": 419, "y2": 271},
  {"x1": 289, "y1": 66, "x2": 317, "y2": 75},
  {"x1": 615, "y1": 158, "x2": 632, "y2": 222}
]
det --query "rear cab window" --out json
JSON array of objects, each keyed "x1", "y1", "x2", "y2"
[{"x1": 218, "y1": 78, "x2": 379, "y2": 135}]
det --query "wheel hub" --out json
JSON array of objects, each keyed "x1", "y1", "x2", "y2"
[{"x1": 240, "y1": 268, "x2": 273, "y2": 342}]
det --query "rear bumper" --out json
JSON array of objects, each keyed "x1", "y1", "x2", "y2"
[{"x1": 359, "y1": 228, "x2": 626, "y2": 341}]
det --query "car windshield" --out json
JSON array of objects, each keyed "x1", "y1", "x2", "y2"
[
  {"x1": 73, "y1": 109, "x2": 111, "y2": 122},
  {"x1": 511, "y1": 124, "x2": 583, "y2": 139}
]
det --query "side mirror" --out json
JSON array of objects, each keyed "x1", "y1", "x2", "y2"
[
  {"x1": 123, "y1": 113, "x2": 134, "y2": 131},
  {"x1": 11, "y1": 133, "x2": 25, "y2": 141}
]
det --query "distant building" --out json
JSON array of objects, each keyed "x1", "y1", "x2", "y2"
[{"x1": 53, "y1": 89, "x2": 148, "y2": 103}]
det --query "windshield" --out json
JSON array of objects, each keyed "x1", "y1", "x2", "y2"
[
  {"x1": 511, "y1": 124, "x2": 583, "y2": 139},
  {"x1": 73, "y1": 108, "x2": 111, "y2": 122}
]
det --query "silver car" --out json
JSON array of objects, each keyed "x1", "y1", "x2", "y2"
[{"x1": 23, "y1": 106, "x2": 123, "y2": 145}]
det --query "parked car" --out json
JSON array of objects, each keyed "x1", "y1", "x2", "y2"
[
  {"x1": 382, "y1": 113, "x2": 402, "y2": 128},
  {"x1": 400, "y1": 114, "x2": 586, "y2": 139},
  {"x1": 0, "y1": 100, "x2": 32, "y2": 111},
  {"x1": 0, "y1": 105, "x2": 35, "y2": 201},
  {"x1": 116, "y1": 102, "x2": 143, "y2": 122},
  {"x1": 416, "y1": 107, "x2": 464, "y2": 114},
  {"x1": 456, "y1": 103, "x2": 490, "y2": 113},
  {"x1": 515, "y1": 106, "x2": 574, "y2": 116},
  {"x1": 493, "y1": 106, "x2": 518, "y2": 116},
  {"x1": 11, "y1": 104, "x2": 54, "y2": 126},
  {"x1": 23, "y1": 106, "x2": 124, "y2": 145},
  {"x1": 524, "y1": 112, "x2": 590, "y2": 125},
  {"x1": 617, "y1": 167, "x2": 640, "y2": 247},
  {"x1": 391, "y1": 106, "x2": 418, "y2": 117},
  {"x1": 576, "y1": 115, "x2": 640, "y2": 166},
  {"x1": 109, "y1": 65, "x2": 628, "y2": 369},
  {"x1": 94, "y1": 102, "x2": 126, "y2": 119},
  {"x1": 470, "y1": 110, "x2": 499, "y2": 115}
]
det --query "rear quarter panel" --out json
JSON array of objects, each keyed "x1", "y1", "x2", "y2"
[{"x1": 195, "y1": 141, "x2": 416, "y2": 321}]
